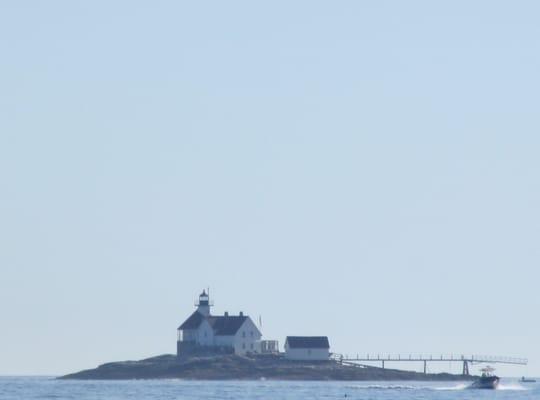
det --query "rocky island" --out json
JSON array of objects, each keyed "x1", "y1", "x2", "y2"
[
  {"x1": 59, "y1": 353, "x2": 473, "y2": 381},
  {"x1": 60, "y1": 292, "x2": 478, "y2": 381}
]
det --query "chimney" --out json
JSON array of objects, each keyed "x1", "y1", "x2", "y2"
[
  {"x1": 239, "y1": 311, "x2": 244, "y2": 316},
  {"x1": 224, "y1": 311, "x2": 229, "y2": 317}
]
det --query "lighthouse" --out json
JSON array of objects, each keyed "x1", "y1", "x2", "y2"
[
  {"x1": 177, "y1": 290, "x2": 262, "y2": 357},
  {"x1": 196, "y1": 290, "x2": 211, "y2": 316}
]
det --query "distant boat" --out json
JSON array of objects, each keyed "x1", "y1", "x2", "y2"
[
  {"x1": 469, "y1": 366, "x2": 499, "y2": 389},
  {"x1": 520, "y1": 376, "x2": 536, "y2": 383}
]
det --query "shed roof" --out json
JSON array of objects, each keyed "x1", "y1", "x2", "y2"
[{"x1": 285, "y1": 336, "x2": 330, "y2": 349}]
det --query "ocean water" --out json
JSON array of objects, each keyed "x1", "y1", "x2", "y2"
[{"x1": 0, "y1": 377, "x2": 538, "y2": 400}]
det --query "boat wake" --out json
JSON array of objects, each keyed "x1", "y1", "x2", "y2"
[
  {"x1": 443, "y1": 382, "x2": 529, "y2": 391},
  {"x1": 350, "y1": 385, "x2": 420, "y2": 390},
  {"x1": 346, "y1": 384, "x2": 466, "y2": 391},
  {"x1": 497, "y1": 383, "x2": 528, "y2": 391},
  {"x1": 433, "y1": 383, "x2": 468, "y2": 391},
  {"x1": 346, "y1": 382, "x2": 528, "y2": 391}
]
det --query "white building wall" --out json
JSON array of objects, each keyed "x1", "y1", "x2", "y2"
[
  {"x1": 181, "y1": 329, "x2": 197, "y2": 342},
  {"x1": 285, "y1": 348, "x2": 329, "y2": 361},
  {"x1": 179, "y1": 314, "x2": 263, "y2": 354},
  {"x1": 214, "y1": 335, "x2": 235, "y2": 347},
  {"x1": 195, "y1": 319, "x2": 214, "y2": 346},
  {"x1": 234, "y1": 318, "x2": 262, "y2": 355}
]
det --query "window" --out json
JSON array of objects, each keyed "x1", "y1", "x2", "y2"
[
  {"x1": 250, "y1": 331, "x2": 253, "y2": 337},
  {"x1": 242, "y1": 343, "x2": 246, "y2": 349},
  {"x1": 250, "y1": 343, "x2": 254, "y2": 350},
  {"x1": 242, "y1": 331, "x2": 246, "y2": 338}
]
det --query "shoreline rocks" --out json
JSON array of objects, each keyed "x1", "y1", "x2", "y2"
[{"x1": 59, "y1": 354, "x2": 475, "y2": 381}]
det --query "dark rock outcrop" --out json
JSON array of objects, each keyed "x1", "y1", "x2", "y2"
[{"x1": 59, "y1": 354, "x2": 474, "y2": 381}]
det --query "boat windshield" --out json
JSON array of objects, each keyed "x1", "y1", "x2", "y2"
[{"x1": 480, "y1": 366, "x2": 495, "y2": 377}]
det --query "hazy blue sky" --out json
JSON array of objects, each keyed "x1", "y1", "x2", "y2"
[{"x1": 1, "y1": 1, "x2": 539, "y2": 376}]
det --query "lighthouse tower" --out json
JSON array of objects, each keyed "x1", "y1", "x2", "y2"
[{"x1": 196, "y1": 290, "x2": 212, "y2": 316}]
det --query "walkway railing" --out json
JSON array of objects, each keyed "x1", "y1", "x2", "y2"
[
  {"x1": 333, "y1": 353, "x2": 527, "y2": 365},
  {"x1": 330, "y1": 353, "x2": 527, "y2": 375}
]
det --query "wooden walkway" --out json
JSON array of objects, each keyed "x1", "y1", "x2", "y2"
[{"x1": 331, "y1": 353, "x2": 528, "y2": 375}]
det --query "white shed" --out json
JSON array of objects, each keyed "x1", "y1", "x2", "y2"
[{"x1": 284, "y1": 336, "x2": 330, "y2": 361}]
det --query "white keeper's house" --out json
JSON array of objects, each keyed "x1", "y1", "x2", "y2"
[
  {"x1": 177, "y1": 290, "x2": 262, "y2": 357},
  {"x1": 284, "y1": 336, "x2": 330, "y2": 361}
]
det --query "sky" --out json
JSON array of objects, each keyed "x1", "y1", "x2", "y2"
[{"x1": 0, "y1": 1, "x2": 539, "y2": 377}]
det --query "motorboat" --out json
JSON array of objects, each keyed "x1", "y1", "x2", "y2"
[{"x1": 469, "y1": 366, "x2": 499, "y2": 389}]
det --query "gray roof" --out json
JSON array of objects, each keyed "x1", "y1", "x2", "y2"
[
  {"x1": 178, "y1": 311, "x2": 204, "y2": 330},
  {"x1": 178, "y1": 312, "x2": 250, "y2": 335},
  {"x1": 286, "y1": 336, "x2": 330, "y2": 349},
  {"x1": 208, "y1": 316, "x2": 247, "y2": 335}
]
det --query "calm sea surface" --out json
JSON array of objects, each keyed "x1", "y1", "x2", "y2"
[{"x1": 0, "y1": 377, "x2": 538, "y2": 400}]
